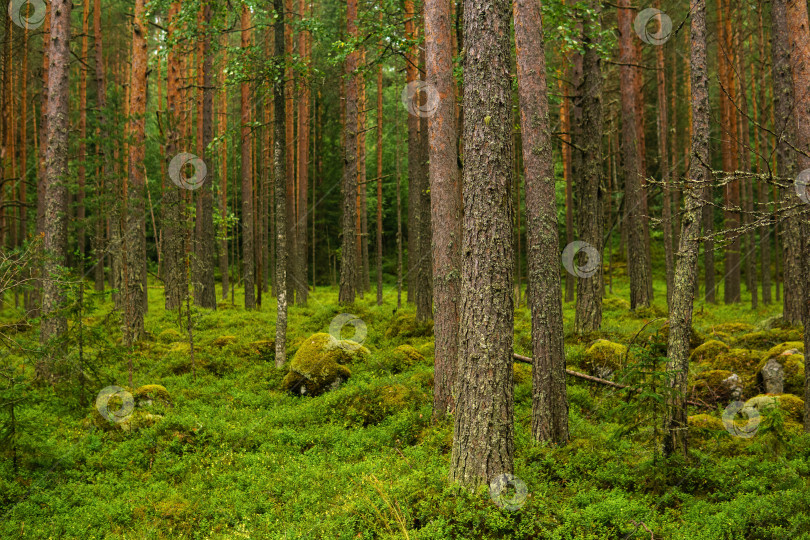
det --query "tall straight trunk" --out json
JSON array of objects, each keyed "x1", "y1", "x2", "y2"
[
  {"x1": 19, "y1": 25, "x2": 28, "y2": 249},
  {"x1": 163, "y1": 2, "x2": 187, "y2": 311},
  {"x1": 405, "y1": 0, "x2": 418, "y2": 304},
  {"x1": 416, "y1": 42, "x2": 433, "y2": 321},
  {"x1": 357, "y1": 57, "x2": 368, "y2": 297},
  {"x1": 450, "y1": 0, "x2": 515, "y2": 487},
  {"x1": 77, "y1": 0, "x2": 89, "y2": 270},
  {"x1": 718, "y1": 0, "x2": 741, "y2": 304},
  {"x1": 339, "y1": 0, "x2": 359, "y2": 304},
  {"x1": 396, "y1": 103, "x2": 403, "y2": 309},
  {"x1": 426, "y1": 0, "x2": 461, "y2": 418},
  {"x1": 194, "y1": 1, "x2": 216, "y2": 309},
  {"x1": 664, "y1": 0, "x2": 709, "y2": 458},
  {"x1": 219, "y1": 44, "x2": 229, "y2": 300},
  {"x1": 734, "y1": 17, "x2": 756, "y2": 309},
  {"x1": 39, "y1": 0, "x2": 71, "y2": 352},
  {"x1": 656, "y1": 6, "x2": 675, "y2": 310},
  {"x1": 515, "y1": 0, "x2": 569, "y2": 444},
  {"x1": 124, "y1": 0, "x2": 148, "y2": 345},
  {"x1": 92, "y1": 0, "x2": 107, "y2": 292},
  {"x1": 241, "y1": 6, "x2": 255, "y2": 309},
  {"x1": 274, "y1": 0, "x2": 288, "y2": 366},
  {"x1": 782, "y1": 0, "x2": 810, "y2": 431},
  {"x1": 618, "y1": 0, "x2": 652, "y2": 309},
  {"x1": 265, "y1": 34, "x2": 273, "y2": 294},
  {"x1": 296, "y1": 0, "x2": 310, "y2": 306},
  {"x1": 753, "y1": 8, "x2": 771, "y2": 305},
  {"x1": 773, "y1": 0, "x2": 803, "y2": 325},
  {"x1": 560, "y1": 67, "x2": 575, "y2": 303},
  {"x1": 376, "y1": 5, "x2": 384, "y2": 306},
  {"x1": 285, "y1": 0, "x2": 296, "y2": 304},
  {"x1": 574, "y1": 6, "x2": 603, "y2": 333}
]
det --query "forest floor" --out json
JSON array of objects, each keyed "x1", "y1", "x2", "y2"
[{"x1": 1, "y1": 272, "x2": 809, "y2": 539}]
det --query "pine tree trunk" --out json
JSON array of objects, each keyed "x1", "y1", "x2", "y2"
[
  {"x1": 163, "y1": 2, "x2": 187, "y2": 312},
  {"x1": 92, "y1": 0, "x2": 107, "y2": 292},
  {"x1": 240, "y1": 6, "x2": 255, "y2": 309},
  {"x1": 274, "y1": 0, "x2": 288, "y2": 366},
  {"x1": 296, "y1": 0, "x2": 310, "y2": 306},
  {"x1": 782, "y1": 0, "x2": 810, "y2": 431},
  {"x1": 405, "y1": 0, "x2": 418, "y2": 305},
  {"x1": 193, "y1": 1, "x2": 216, "y2": 309},
  {"x1": 664, "y1": 0, "x2": 709, "y2": 458},
  {"x1": 285, "y1": 0, "x2": 296, "y2": 304},
  {"x1": 219, "y1": 44, "x2": 230, "y2": 301},
  {"x1": 450, "y1": 0, "x2": 515, "y2": 487},
  {"x1": 425, "y1": 0, "x2": 461, "y2": 418},
  {"x1": 39, "y1": 0, "x2": 72, "y2": 353},
  {"x1": 77, "y1": 0, "x2": 89, "y2": 272},
  {"x1": 339, "y1": 0, "x2": 359, "y2": 304},
  {"x1": 656, "y1": 6, "x2": 675, "y2": 310},
  {"x1": 575, "y1": 4, "x2": 604, "y2": 332},
  {"x1": 772, "y1": 0, "x2": 803, "y2": 325},
  {"x1": 515, "y1": 0, "x2": 569, "y2": 444},
  {"x1": 618, "y1": 0, "x2": 652, "y2": 309}
]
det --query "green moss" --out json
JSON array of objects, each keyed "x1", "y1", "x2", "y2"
[
  {"x1": 710, "y1": 322, "x2": 755, "y2": 335},
  {"x1": 281, "y1": 333, "x2": 366, "y2": 396},
  {"x1": 658, "y1": 323, "x2": 704, "y2": 350},
  {"x1": 712, "y1": 348, "x2": 763, "y2": 373},
  {"x1": 693, "y1": 370, "x2": 739, "y2": 404},
  {"x1": 688, "y1": 414, "x2": 725, "y2": 431},
  {"x1": 744, "y1": 394, "x2": 805, "y2": 423},
  {"x1": 631, "y1": 305, "x2": 668, "y2": 319},
  {"x1": 765, "y1": 342, "x2": 804, "y2": 358},
  {"x1": 385, "y1": 313, "x2": 434, "y2": 339},
  {"x1": 133, "y1": 384, "x2": 171, "y2": 406},
  {"x1": 211, "y1": 335, "x2": 236, "y2": 348},
  {"x1": 243, "y1": 340, "x2": 276, "y2": 361},
  {"x1": 513, "y1": 363, "x2": 532, "y2": 386},
  {"x1": 409, "y1": 368, "x2": 434, "y2": 390},
  {"x1": 690, "y1": 340, "x2": 730, "y2": 363},
  {"x1": 343, "y1": 383, "x2": 425, "y2": 426},
  {"x1": 158, "y1": 328, "x2": 182, "y2": 344},
  {"x1": 756, "y1": 354, "x2": 805, "y2": 395},
  {"x1": 583, "y1": 340, "x2": 627, "y2": 375},
  {"x1": 735, "y1": 330, "x2": 802, "y2": 350},
  {"x1": 603, "y1": 297, "x2": 631, "y2": 311},
  {"x1": 417, "y1": 341, "x2": 435, "y2": 359}
]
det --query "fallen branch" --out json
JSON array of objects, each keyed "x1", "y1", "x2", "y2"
[{"x1": 512, "y1": 353, "x2": 708, "y2": 408}]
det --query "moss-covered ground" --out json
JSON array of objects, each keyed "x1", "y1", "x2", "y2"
[{"x1": 1, "y1": 275, "x2": 809, "y2": 539}]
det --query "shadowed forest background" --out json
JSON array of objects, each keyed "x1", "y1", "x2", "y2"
[{"x1": 1, "y1": 0, "x2": 810, "y2": 537}]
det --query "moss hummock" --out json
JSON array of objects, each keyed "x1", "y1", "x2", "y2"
[
  {"x1": 157, "y1": 328, "x2": 182, "y2": 344},
  {"x1": 765, "y1": 342, "x2": 804, "y2": 359},
  {"x1": 281, "y1": 333, "x2": 367, "y2": 396},
  {"x1": 744, "y1": 394, "x2": 805, "y2": 423},
  {"x1": 690, "y1": 340, "x2": 730, "y2": 363},
  {"x1": 343, "y1": 383, "x2": 425, "y2": 426},
  {"x1": 385, "y1": 313, "x2": 434, "y2": 339},
  {"x1": 133, "y1": 384, "x2": 171, "y2": 407},
  {"x1": 583, "y1": 340, "x2": 627, "y2": 376}
]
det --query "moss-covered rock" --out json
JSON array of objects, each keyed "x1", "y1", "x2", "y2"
[
  {"x1": 583, "y1": 340, "x2": 627, "y2": 378},
  {"x1": 765, "y1": 342, "x2": 804, "y2": 359},
  {"x1": 690, "y1": 340, "x2": 730, "y2": 363},
  {"x1": 744, "y1": 394, "x2": 805, "y2": 423},
  {"x1": 281, "y1": 333, "x2": 367, "y2": 396},
  {"x1": 631, "y1": 305, "x2": 668, "y2": 319},
  {"x1": 91, "y1": 387, "x2": 164, "y2": 432},
  {"x1": 706, "y1": 330, "x2": 733, "y2": 343},
  {"x1": 157, "y1": 328, "x2": 182, "y2": 344},
  {"x1": 735, "y1": 330, "x2": 801, "y2": 350},
  {"x1": 343, "y1": 383, "x2": 425, "y2": 426},
  {"x1": 756, "y1": 353, "x2": 804, "y2": 395},
  {"x1": 417, "y1": 341, "x2": 435, "y2": 359},
  {"x1": 710, "y1": 322, "x2": 755, "y2": 335},
  {"x1": 211, "y1": 335, "x2": 236, "y2": 348},
  {"x1": 133, "y1": 384, "x2": 172, "y2": 407},
  {"x1": 385, "y1": 313, "x2": 434, "y2": 339},
  {"x1": 711, "y1": 348, "x2": 763, "y2": 373},
  {"x1": 688, "y1": 414, "x2": 725, "y2": 431},
  {"x1": 693, "y1": 370, "x2": 742, "y2": 404}
]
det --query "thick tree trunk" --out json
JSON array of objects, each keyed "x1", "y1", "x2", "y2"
[
  {"x1": 123, "y1": 0, "x2": 148, "y2": 345},
  {"x1": 77, "y1": 1, "x2": 89, "y2": 272},
  {"x1": 194, "y1": 1, "x2": 217, "y2": 309},
  {"x1": 285, "y1": 0, "x2": 296, "y2": 304},
  {"x1": 618, "y1": 0, "x2": 652, "y2": 309},
  {"x1": 574, "y1": 5, "x2": 603, "y2": 333},
  {"x1": 296, "y1": 0, "x2": 310, "y2": 306},
  {"x1": 274, "y1": 0, "x2": 288, "y2": 366},
  {"x1": 450, "y1": 0, "x2": 515, "y2": 487},
  {"x1": 656, "y1": 7, "x2": 675, "y2": 310},
  {"x1": 772, "y1": 0, "x2": 803, "y2": 325},
  {"x1": 339, "y1": 0, "x2": 358, "y2": 304},
  {"x1": 163, "y1": 2, "x2": 187, "y2": 312},
  {"x1": 425, "y1": 0, "x2": 461, "y2": 418},
  {"x1": 782, "y1": 0, "x2": 810, "y2": 432},
  {"x1": 664, "y1": 0, "x2": 709, "y2": 458},
  {"x1": 39, "y1": 0, "x2": 71, "y2": 352},
  {"x1": 241, "y1": 6, "x2": 255, "y2": 309},
  {"x1": 514, "y1": 0, "x2": 569, "y2": 444},
  {"x1": 92, "y1": 0, "x2": 107, "y2": 292}
]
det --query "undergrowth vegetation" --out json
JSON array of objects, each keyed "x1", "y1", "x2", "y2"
[{"x1": 1, "y1": 276, "x2": 809, "y2": 539}]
